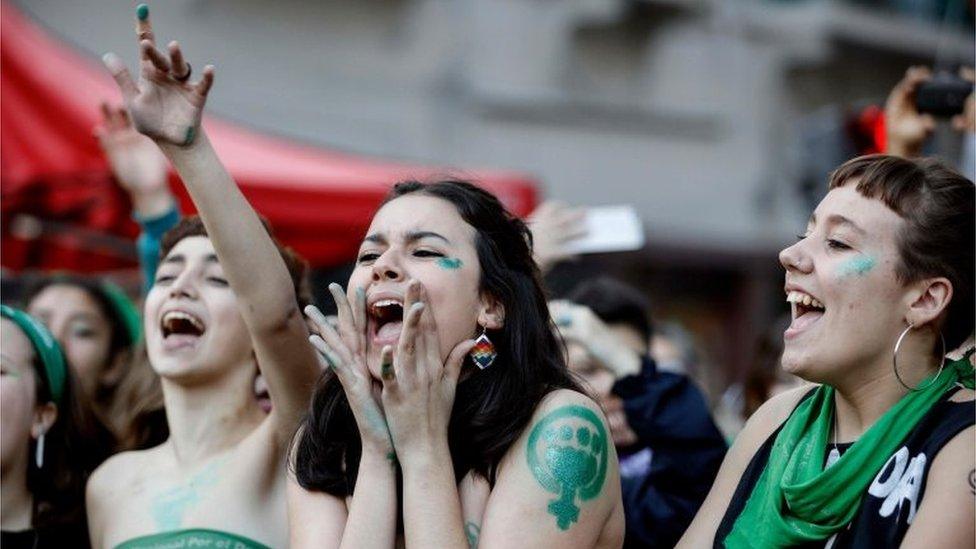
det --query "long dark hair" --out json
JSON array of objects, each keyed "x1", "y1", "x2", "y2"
[{"x1": 293, "y1": 179, "x2": 580, "y2": 495}]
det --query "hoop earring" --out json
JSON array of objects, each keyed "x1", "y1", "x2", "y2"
[
  {"x1": 471, "y1": 325, "x2": 497, "y2": 370},
  {"x1": 893, "y1": 323, "x2": 946, "y2": 392},
  {"x1": 35, "y1": 432, "x2": 45, "y2": 469}
]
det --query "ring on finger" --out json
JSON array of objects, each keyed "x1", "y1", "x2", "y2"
[{"x1": 173, "y1": 62, "x2": 192, "y2": 82}]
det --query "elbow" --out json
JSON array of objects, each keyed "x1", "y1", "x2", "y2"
[{"x1": 252, "y1": 298, "x2": 305, "y2": 336}]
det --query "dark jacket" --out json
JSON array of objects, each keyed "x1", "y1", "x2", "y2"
[{"x1": 612, "y1": 356, "x2": 727, "y2": 548}]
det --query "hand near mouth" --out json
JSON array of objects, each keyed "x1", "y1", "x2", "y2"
[
  {"x1": 379, "y1": 280, "x2": 477, "y2": 465},
  {"x1": 305, "y1": 283, "x2": 393, "y2": 454}
]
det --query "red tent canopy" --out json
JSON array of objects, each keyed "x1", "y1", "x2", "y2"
[{"x1": 1, "y1": 2, "x2": 538, "y2": 271}]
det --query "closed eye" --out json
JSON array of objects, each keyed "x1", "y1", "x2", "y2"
[
  {"x1": 207, "y1": 277, "x2": 229, "y2": 286},
  {"x1": 358, "y1": 252, "x2": 380, "y2": 263},
  {"x1": 413, "y1": 249, "x2": 444, "y2": 258},
  {"x1": 155, "y1": 275, "x2": 175, "y2": 285},
  {"x1": 827, "y1": 239, "x2": 851, "y2": 251}
]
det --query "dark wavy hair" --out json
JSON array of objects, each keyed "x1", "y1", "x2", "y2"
[{"x1": 293, "y1": 179, "x2": 581, "y2": 495}]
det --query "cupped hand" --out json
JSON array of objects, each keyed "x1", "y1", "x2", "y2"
[
  {"x1": 305, "y1": 284, "x2": 393, "y2": 454},
  {"x1": 102, "y1": 5, "x2": 214, "y2": 147},
  {"x1": 951, "y1": 67, "x2": 975, "y2": 135},
  {"x1": 885, "y1": 66, "x2": 935, "y2": 158},
  {"x1": 379, "y1": 280, "x2": 476, "y2": 463}
]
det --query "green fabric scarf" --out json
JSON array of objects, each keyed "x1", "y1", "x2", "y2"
[{"x1": 725, "y1": 355, "x2": 975, "y2": 548}]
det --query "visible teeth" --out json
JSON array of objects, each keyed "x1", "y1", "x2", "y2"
[
  {"x1": 785, "y1": 291, "x2": 824, "y2": 310},
  {"x1": 162, "y1": 311, "x2": 204, "y2": 331},
  {"x1": 374, "y1": 299, "x2": 401, "y2": 308}
]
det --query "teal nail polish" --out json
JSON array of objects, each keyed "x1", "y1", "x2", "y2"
[{"x1": 136, "y1": 4, "x2": 149, "y2": 21}]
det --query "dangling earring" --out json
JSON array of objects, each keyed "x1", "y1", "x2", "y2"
[
  {"x1": 471, "y1": 325, "x2": 497, "y2": 370},
  {"x1": 35, "y1": 431, "x2": 45, "y2": 469},
  {"x1": 893, "y1": 323, "x2": 946, "y2": 392}
]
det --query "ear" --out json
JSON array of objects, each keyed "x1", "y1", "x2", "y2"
[
  {"x1": 906, "y1": 276, "x2": 953, "y2": 328},
  {"x1": 477, "y1": 293, "x2": 506, "y2": 330},
  {"x1": 31, "y1": 401, "x2": 58, "y2": 439}
]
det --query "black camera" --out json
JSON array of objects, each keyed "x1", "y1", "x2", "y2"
[{"x1": 915, "y1": 72, "x2": 973, "y2": 117}]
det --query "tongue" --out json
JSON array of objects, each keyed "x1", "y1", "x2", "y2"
[
  {"x1": 789, "y1": 310, "x2": 824, "y2": 333},
  {"x1": 375, "y1": 321, "x2": 403, "y2": 345}
]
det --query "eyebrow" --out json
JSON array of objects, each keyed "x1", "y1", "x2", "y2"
[
  {"x1": 808, "y1": 213, "x2": 866, "y2": 235},
  {"x1": 161, "y1": 253, "x2": 220, "y2": 265},
  {"x1": 362, "y1": 231, "x2": 452, "y2": 246}
]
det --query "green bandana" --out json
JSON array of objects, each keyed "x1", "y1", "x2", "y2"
[
  {"x1": 725, "y1": 356, "x2": 975, "y2": 547},
  {"x1": 99, "y1": 281, "x2": 142, "y2": 345},
  {"x1": 1, "y1": 305, "x2": 68, "y2": 404}
]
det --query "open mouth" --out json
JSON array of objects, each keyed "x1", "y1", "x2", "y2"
[
  {"x1": 785, "y1": 290, "x2": 825, "y2": 337},
  {"x1": 161, "y1": 310, "x2": 206, "y2": 341},
  {"x1": 368, "y1": 298, "x2": 404, "y2": 346}
]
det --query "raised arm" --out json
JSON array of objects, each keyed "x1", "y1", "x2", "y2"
[{"x1": 102, "y1": 5, "x2": 318, "y2": 438}]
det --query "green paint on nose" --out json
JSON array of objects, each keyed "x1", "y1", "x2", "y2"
[
  {"x1": 437, "y1": 257, "x2": 463, "y2": 270},
  {"x1": 136, "y1": 4, "x2": 149, "y2": 21},
  {"x1": 838, "y1": 255, "x2": 876, "y2": 277}
]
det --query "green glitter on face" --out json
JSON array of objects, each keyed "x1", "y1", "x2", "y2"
[
  {"x1": 837, "y1": 255, "x2": 876, "y2": 277},
  {"x1": 437, "y1": 257, "x2": 463, "y2": 270},
  {"x1": 136, "y1": 4, "x2": 149, "y2": 21},
  {"x1": 526, "y1": 405, "x2": 609, "y2": 530}
]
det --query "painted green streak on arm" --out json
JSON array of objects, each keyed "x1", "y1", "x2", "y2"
[
  {"x1": 526, "y1": 404, "x2": 608, "y2": 530},
  {"x1": 465, "y1": 522, "x2": 481, "y2": 548},
  {"x1": 183, "y1": 126, "x2": 197, "y2": 147},
  {"x1": 151, "y1": 458, "x2": 225, "y2": 530},
  {"x1": 837, "y1": 255, "x2": 875, "y2": 277},
  {"x1": 437, "y1": 257, "x2": 463, "y2": 270}
]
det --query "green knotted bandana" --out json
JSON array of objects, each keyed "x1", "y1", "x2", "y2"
[{"x1": 725, "y1": 355, "x2": 975, "y2": 547}]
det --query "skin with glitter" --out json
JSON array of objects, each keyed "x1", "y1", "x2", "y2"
[
  {"x1": 436, "y1": 257, "x2": 463, "y2": 270},
  {"x1": 837, "y1": 255, "x2": 876, "y2": 278}
]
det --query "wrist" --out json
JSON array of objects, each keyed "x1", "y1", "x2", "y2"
[
  {"x1": 131, "y1": 188, "x2": 175, "y2": 219},
  {"x1": 157, "y1": 127, "x2": 209, "y2": 157},
  {"x1": 397, "y1": 437, "x2": 450, "y2": 471}
]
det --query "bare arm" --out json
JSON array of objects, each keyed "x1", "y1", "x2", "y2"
[
  {"x1": 677, "y1": 385, "x2": 810, "y2": 547},
  {"x1": 901, "y1": 425, "x2": 975, "y2": 549},
  {"x1": 476, "y1": 390, "x2": 624, "y2": 548},
  {"x1": 102, "y1": 6, "x2": 317, "y2": 438}
]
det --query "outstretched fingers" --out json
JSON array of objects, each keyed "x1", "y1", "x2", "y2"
[
  {"x1": 305, "y1": 304, "x2": 353, "y2": 366},
  {"x1": 397, "y1": 301, "x2": 426, "y2": 385},
  {"x1": 167, "y1": 41, "x2": 190, "y2": 80},
  {"x1": 194, "y1": 65, "x2": 216, "y2": 100},
  {"x1": 141, "y1": 39, "x2": 171, "y2": 73}
]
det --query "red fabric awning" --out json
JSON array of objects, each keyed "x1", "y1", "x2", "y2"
[{"x1": 0, "y1": 2, "x2": 538, "y2": 271}]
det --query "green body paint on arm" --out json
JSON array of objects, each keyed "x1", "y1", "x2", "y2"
[
  {"x1": 437, "y1": 257, "x2": 463, "y2": 270},
  {"x1": 526, "y1": 405, "x2": 608, "y2": 531},
  {"x1": 183, "y1": 126, "x2": 196, "y2": 147},
  {"x1": 838, "y1": 255, "x2": 876, "y2": 277},
  {"x1": 465, "y1": 522, "x2": 481, "y2": 548}
]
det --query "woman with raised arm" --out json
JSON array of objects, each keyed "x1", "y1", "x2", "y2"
[
  {"x1": 678, "y1": 154, "x2": 974, "y2": 548},
  {"x1": 290, "y1": 179, "x2": 625, "y2": 548},
  {"x1": 86, "y1": 5, "x2": 319, "y2": 548}
]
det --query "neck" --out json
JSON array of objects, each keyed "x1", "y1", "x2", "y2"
[
  {"x1": 1, "y1": 456, "x2": 33, "y2": 531},
  {"x1": 160, "y1": 363, "x2": 264, "y2": 464},
  {"x1": 831, "y1": 336, "x2": 941, "y2": 442}
]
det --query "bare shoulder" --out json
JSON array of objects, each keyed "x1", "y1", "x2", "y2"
[
  {"x1": 480, "y1": 388, "x2": 623, "y2": 548},
  {"x1": 948, "y1": 387, "x2": 975, "y2": 403},
  {"x1": 88, "y1": 448, "x2": 150, "y2": 496},
  {"x1": 739, "y1": 384, "x2": 813, "y2": 443}
]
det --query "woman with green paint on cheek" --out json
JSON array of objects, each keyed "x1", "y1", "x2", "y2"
[
  {"x1": 678, "y1": 154, "x2": 976, "y2": 548},
  {"x1": 86, "y1": 6, "x2": 319, "y2": 549},
  {"x1": 291, "y1": 181, "x2": 625, "y2": 548},
  {"x1": 1, "y1": 307, "x2": 90, "y2": 549}
]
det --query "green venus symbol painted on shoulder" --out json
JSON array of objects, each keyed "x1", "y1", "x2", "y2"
[{"x1": 526, "y1": 404, "x2": 608, "y2": 531}]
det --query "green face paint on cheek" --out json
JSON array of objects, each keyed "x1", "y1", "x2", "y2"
[
  {"x1": 837, "y1": 255, "x2": 876, "y2": 278},
  {"x1": 526, "y1": 405, "x2": 609, "y2": 531},
  {"x1": 437, "y1": 257, "x2": 463, "y2": 270}
]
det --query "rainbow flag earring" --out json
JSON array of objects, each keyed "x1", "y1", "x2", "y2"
[{"x1": 471, "y1": 326, "x2": 497, "y2": 370}]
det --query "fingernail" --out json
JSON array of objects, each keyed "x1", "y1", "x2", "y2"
[
  {"x1": 136, "y1": 4, "x2": 149, "y2": 21},
  {"x1": 328, "y1": 283, "x2": 341, "y2": 293}
]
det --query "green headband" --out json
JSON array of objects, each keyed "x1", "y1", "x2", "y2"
[
  {"x1": 1, "y1": 305, "x2": 67, "y2": 404},
  {"x1": 99, "y1": 281, "x2": 142, "y2": 345}
]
